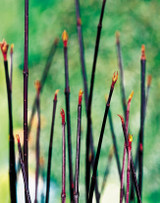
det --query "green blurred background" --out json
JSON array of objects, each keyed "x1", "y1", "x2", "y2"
[{"x1": 0, "y1": 0, "x2": 159, "y2": 202}]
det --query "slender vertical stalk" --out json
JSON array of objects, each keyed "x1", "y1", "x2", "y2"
[
  {"x1": 130, "y1": 75, "x2": 152, "y2": 201},
  {"x1": 100, "y1": 145, "x2": 114, "y2": 194},
  {"x1": 88, "y1": 72, "x2": 118, "y2": 202},
  {"x1": 10, "y1": 44, "x2": 14, "y2": 91},
  {"x1": 74, "y1": 1, "x2": 100, "y2": 201},
  {"x1": 138, "y1": 45, "x2": 146, "y2": 198},
  {"x1": 120, "y1": 143, "x2": 126, "y2": 203},
  {"x1": 62, "y1": 30, "x2": 74, "y2": 202},
  {"x1": 28, "y1": 38, "x2": 59, "y2": 135},
  {"x1": 126, "y1": 135, "x2": 132, "y2": 203},
  {"x1": 118, "y1": 115, "x2": 141, "y2": 203},
  {"x1": 0, "y1": 40, "x2": 17, "y2": 203},
  {"x1": 74, "y1": 90, "x2": 83, "y2": 203},
  {"x1": 23, "y1": 0, "x2": 29, "y2": 196},
  {"x1": 74, "y1": 0, "x2": 88, "y2": 110},
  {"x1": 35, "y1": 81, "x2": 41, "y2": 203},
  {"x1": 60, "y1": 109, "x2": 66, "y2": 203},
  {"x1": 86, "y1": 0, "x2": 107, "y2": 200},
  {"x1": 45, "y1": 90, "x2": 59, "y2": 203},
  {"x1": 116, "y1": 32, "x2": 126, "y2": 117},
  {"x1": 108, "y1": 109, "x2": 121, "y2": 178},
  {"x1": 16, "y1": 135, "x2": 31, "y2": 203}
]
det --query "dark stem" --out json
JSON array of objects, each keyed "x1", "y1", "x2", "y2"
[
  {"x1": 126, "y1": 145, "x2": 131, "y2": 203},
  {"x1": 45, "y1": 97, "x2": 57, "y2": 203},
  {"x1": 88, "y1": 81, "x2": 116, "y2": 202},
  {"x1": 138, "y1": 59, "x2": 146, "y2": 198},
  {"x1": 4, "y1": 60, "x2": 17, "y2": 203},
  {"x1": 28, "y1": 38, "x2": 59, "y2": 135},
  {"x1": 86, "y1": 0, "x2": 107, "y2": 200},
  {"x1": 17, "y1": 138, "x2": 31, "y2": 203},
  {"x1": 75, "y1": 0, "x2": 88, "y2": 110},
  {"x1": 116, "y1": 34, "x2": 126, "y2": 118},
  {"x1": 35, "y1": 92, "x2": 41, "y2": 203},
  {"x1": 120, "y1": 144, "x2": 126, "y2": 203},
  {"x1": 10, "y1": 51, "x2": 13, "y2": 91},
  {"x1": 23, "y1": 0, "x2": 29, "y2": 198},
  {"x1": 61, "y1": 124, "x2": 66, "y2": 203},
  {"x1": 74, "y1": 104, "x2": 82, "y2": 203},
  {"x1": 63, "y1": 45, "x2": 74, "y2": 202}
]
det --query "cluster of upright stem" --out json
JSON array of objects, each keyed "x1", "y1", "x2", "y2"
[
  {"x1": 118, "y1": 115, "x2": 141, "y2": 203},
  {"x1": 74, "y1": 0, "x2": 100, "y2": 200},
  {"x1": 120, "y1": 91, "x2": 134, "y2": 203}
]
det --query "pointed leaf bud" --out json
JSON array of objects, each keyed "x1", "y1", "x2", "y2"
[{"x1": 62, "y1": 30, "x2": 68, "y2": 47}]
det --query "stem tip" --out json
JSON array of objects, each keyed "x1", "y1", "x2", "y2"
[
  {"x1": 0, "y1": 39, "x2": 9, "y2": 61},
  {"x1": 117, "y1": 114, "x2": 124, "y2": 124},
  {"x1": 62, "y1": 30, "x2": 68, "y2": 47},
  {"x1": 60, "y1": 108, "x2": 65, "y2": 125},
  {"x1": 141, "y1": 44, "x2": 146, "y2": 60},
  {"x1": 78, "y1": 89, "x2": 83, "y2": 105}
]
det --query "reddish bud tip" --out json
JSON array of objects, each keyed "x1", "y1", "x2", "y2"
[
  {"x1": 34, "y1": 80, "x2": 41, "y2": 94},
  {"x1": 128, "y1": 91, "x2": 134, "y2": 102},
  {"x1": 112, "y1": 71, "x2": 118, "y2": 87},
  {"x1": 10, "y1": 44, "x2": 14, "y2": 54},
  {"x1": 54, "y1": 89, "x2": 59, "y2": 100},
  {"x1": 78, "y1": 89, "x2": 83, "y2": 105},
  {"x1": 72, "y1": 183, "x2": 74, "y2": 189},
  {"x1": 128, "y1": 134, "x2": 133, "y2": 143},
  {"x1": 16, "y1": 134, "x2": 20, "y2": 143},
  {"x1": 141, "y1": 44, "x2": 146, "y2": 60},
  {"x1": 115, "y1": 31, "x2": 120, "y2": 44},
  {"x1": 117, "y1": 114, "x2": 124, "y2": 124},
  {"x1": 147, "y1": 75, "x2": 152, "y2": 87},
  {"x1": 62, "y1": 30, "x2": 68, "y2": 47},
  {"x1": 60, "y1": 108, "x2": 65, "y2": 124},
  {"x1": 140, "y1": 143, "x2": 143, "y2": 151},
  {"x1": 77, "y1": 18, "x2": 82, "y2": 26},
  {"x1": 0, "y1": 39, "x2": 9, "y2": 61}
]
